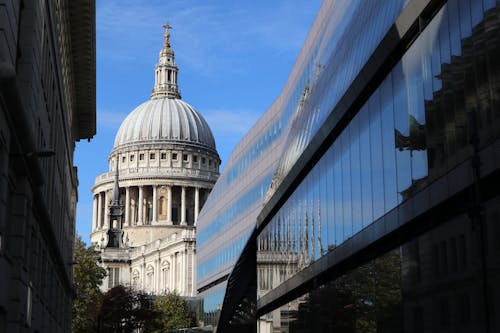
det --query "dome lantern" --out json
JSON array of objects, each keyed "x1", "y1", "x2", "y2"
[{"x1": 151, "y1": 21, "x2": 181, "y2": 99}]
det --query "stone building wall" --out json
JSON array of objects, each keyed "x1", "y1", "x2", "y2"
[{"x1": 0, "y1": 0, "x2": 95, "y2": 332}]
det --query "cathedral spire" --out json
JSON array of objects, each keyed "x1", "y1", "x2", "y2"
[
  {"x1": 111, "y1": 157, "x2": 120, "y2": 205},
  {"x1": 106, "y1": 156, "x2": 125, "y2": 248},
  {"x1": 151, "y1": 21, "x2": 181, "y2": 99}
]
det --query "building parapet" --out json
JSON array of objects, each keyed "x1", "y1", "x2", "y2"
[{"x1": 94, "y1": 167, "x2": 218, "y2": 185}]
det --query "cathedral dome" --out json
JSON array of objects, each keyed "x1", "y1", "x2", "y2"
[{"x1": 113, "y1": 97, "x2": 216, "y2": 151}]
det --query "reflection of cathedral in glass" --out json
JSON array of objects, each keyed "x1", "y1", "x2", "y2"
[
  {"x1": 195, "y1": 0, "x2": 500, "y2": 332},
  {"x1": 90, "y1": 24, "x2": 220, "y2": 295},
  {"x1": 255, "y1": 2, "x2": 500, "y2": 332}
]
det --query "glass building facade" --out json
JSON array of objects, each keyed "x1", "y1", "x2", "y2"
[{"x1": 196, "y1": 0, "x2": 500, "y2": 332}]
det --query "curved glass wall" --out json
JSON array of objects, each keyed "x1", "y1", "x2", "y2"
[
  {"x1": 199, "y1": 281, "x2": 228, "y2": 328},
  {"x1": 259, "y1": 195, "x2": 500, "y2": 332},
  {"x1": 197, "y1": 0, "x2": 411, "y2": 294},
  {"x1": 258, "y1": 0, "x2": 500, "y2": 299}
]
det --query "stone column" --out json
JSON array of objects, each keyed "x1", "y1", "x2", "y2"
[
  {"x1": 167, "y1": 185, "x2": 172, "y2": 225},
  {"x1": 142, "y1": 260, "x2": 146, "y2": 291},
  {"x1": 125, "y1": 187, "x2": 130, "y2": 227},
  {"x1": 138, "y1": 186, "x2": 144, "y2": 225},
  {"x1": 152, "y1": 185, "x2": 158, "y2": 224},
  {"x1": 92, "y1": 194, "x2": 98, "y2": 231},
  {"x1": 104, "y1": 191, "x2": 109, "y2": 229},
  {"x1": 181, "y1": 249, "x2": 187, "y2": 295},
  {"x1": 181, "y1": 186, "x2": 186, "y2": 225},
  {"x1": 155, "y1": 253, "x2": 160, "y2": 293},
  {"x1": 178, "y1": 251, "x2": 183, "y2": 295},
  {"x1": 169, "y1": 254, "x2": 174, "y2": 292},
  {"x1": 190, "y1": 248, "x2": 195, "y2": 295},
  {"x1": 194, "y1": 187, "x2": 200, "y2": 225},
  {"x1": 97, "y1": 192, "x2": 102, "y2": 229}
]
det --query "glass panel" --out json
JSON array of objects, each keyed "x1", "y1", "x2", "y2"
[
  {"x1": 380, "y1": 74, "x2": 398, "y2": 212},
  {"x1": 333, "y1": 142, "x2": 344, "y2": 246},
  {"x1": 350, "y1": 116, "x2": 363, "y2": 235},
  {"x1": 458, "y1": 0, "x2": 472, "y2": 39},
  {"x1": 318, "y1": 157, "x2": 328, "y2": 257},
  {"x1": 359, "y1": 106, "x2": 373, "y2": 226},
  {"x1": 326, "y1": 146, "x2": 336, "y2": 249},
  {"x1": 341, "y1": 129, "x2": 353, "y2": 240},
  {"x1": 448, "y1": 0, "x2": 462, "y2": 56},
  {"x1": 369, "y1": 90, "x2": 385, "y2": 220}
]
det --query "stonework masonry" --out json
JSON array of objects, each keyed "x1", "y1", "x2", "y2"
[{"x1": 0, "y1": 0, "x2": 96, "y2": 332}]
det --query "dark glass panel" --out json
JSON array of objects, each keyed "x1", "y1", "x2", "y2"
[
  {"x1": 458, "y1": 0, "x2": 472, "y2": 39},
  {"x1": 380, "y1": 74, "x2": 398, "y2": 212},
  {"x1": 448, "y1": 0, "x2": 462, "y2": 56},
  {"x1": 470, "y1": 0, "x2": 484, "y2": 27}
]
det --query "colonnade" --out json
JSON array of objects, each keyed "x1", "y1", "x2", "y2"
[
  {"x1": 130, "y1": 247, "x2": 195, "y2": 296},
  {"x1": 92, "y1": 185, "x2": 207, "y2": 230}
]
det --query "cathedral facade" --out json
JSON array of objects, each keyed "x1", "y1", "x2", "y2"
[{"x1": 90, "y1": 24, "x2": 220, "y2": 296}]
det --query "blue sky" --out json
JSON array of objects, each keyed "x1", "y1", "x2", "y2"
[{"x1": 75, "y1": 0, "x2": 322, "y2": 243}]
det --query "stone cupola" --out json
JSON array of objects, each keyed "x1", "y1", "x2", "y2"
[{"x1": 151, "y1": 22, "x2": 181, "y2": 99}]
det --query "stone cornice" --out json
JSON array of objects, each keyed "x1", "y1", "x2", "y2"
[
  {"x1": 92, "y1": 167, "x2": 218, "y2": 190},
  {"x1": 111, "y1": 138, "x2": 219, "y2": 157}
]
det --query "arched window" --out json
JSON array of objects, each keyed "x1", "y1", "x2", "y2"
[
  {"x1": 146, "y1": 265, "x2": 154, "y2": 292},
  {"x1": 161, "y1": 261, "x2": 170, "y2": 293},
  {"x1": 132, "y1": 269, "x2": 140, "y2": 289},
  {"x1": 159, "y1": 196, "x2": 165, "y2": 214}
]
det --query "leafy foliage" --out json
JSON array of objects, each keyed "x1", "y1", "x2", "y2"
[
  {"x1": 72, "y1": 236, "x2": 106, "y2": 333},
  {"x1": 97, "y1": 285, "x2": 157, "y2": 332},
  {"x1": 289, "y1": 249, "x2": 402, "y2": 333},
  {"x1": 71, "y1": 237, "x2": 197, "y2": 332},
  {"x1": 152, "y1": 293, "x2": 197, "y2": 331},
  {"x1": 92, "y1": 286, "x2": 197, "y2": 332}
]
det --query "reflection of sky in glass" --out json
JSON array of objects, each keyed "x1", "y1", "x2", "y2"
[
  {"x1": 258, "y1": 0, "x2": 496, "y2": 298},
  {"x1": 201, "y1": 281, "x2": 227, "y2": 313}
]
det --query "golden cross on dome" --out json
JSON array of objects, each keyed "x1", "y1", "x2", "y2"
[{"x1": 163, "y1": 21, "x2": 172, "y2": 47}]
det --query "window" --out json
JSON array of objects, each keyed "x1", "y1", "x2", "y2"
[
  {"x1": 183, "y1": 154, "x2": 188, "y2": 161},
  {"x1": 209, "y1": 159, "x2": 212, "y2": 166},
  {"x1": 130, "y1": 155, "x2": 135, "y2": 162},
  {"x1": 193, "y1": 155, "x2": 198, "y2": 163},
  {"x1": 107, "y1": 267, "x2": 120, "y2": 289},
  {"x1": 139, "y1": 154, "x2": 144, "y2": 161},
  {"x1": 122, "y1": 156, "x2": 126, "y2": 163},
  {"x1": 172, "y1": 153, "x2": 178, "y2": 160},
  {"x1": 161, "y1": 153, "x2": 167, "y2": 160},
  {"x1": 202, "y1": 157, "x2": 206, "y2": 164},
  {"x1": 150, "y1": 153, "x2": 155, "y2": 160}
]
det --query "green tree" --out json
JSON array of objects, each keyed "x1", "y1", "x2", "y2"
[
  {"x1": 152, "y1": 293, "x2": 197, "y2": 331},
  {"x1": 97, "y1": 285, "x2": 156, "y2": 333},
  {"x1": 72, "y1": 236, "x2": 106, "y2": 333}
]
